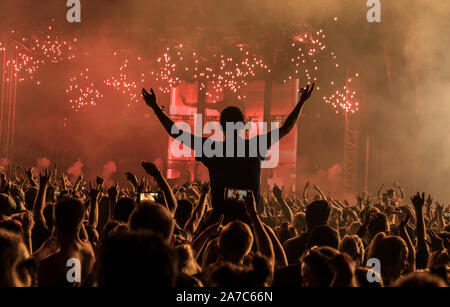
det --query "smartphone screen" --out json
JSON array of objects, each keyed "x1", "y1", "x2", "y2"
[
  {"x1": 54, "y1": 190, "x2": 61, "y2": 198},
  {"x1": 444, "y1": 212, "x2": 450, "y2": 218},
  {"x1": 150, "y1": 192, "x2": 159, "y2": 199},
  {"x1": 140, "y1": 192, "x2": 155, "y2": 202},
  {"x1": 225, "y1": 188, "x2": 248, "y2": 202}
]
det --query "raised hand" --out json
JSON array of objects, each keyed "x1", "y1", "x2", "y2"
[
  {"x1": 96, "y1": 176, "x2": 104, "y2": 187},
  {"x1": 200, "y1": 181, "x2": 210, "y2": 194},
  {"x1": 125, "y1": 172, "x2": 138, "y2": 188},
  {"x1": 107, "y1": 182, "x2": 119, "y2": 200},
  {"x1": 39, "y1": 169, "x2": 52, "y2": 187},
  {"x1": 299, "y1": 83, "x2": 315, "y2": 104},
  {"x1": 142, "y1": 88, "x2": 158, "y2": 109},
  {"x1": 141, "y1": 161, "x2": 161, "y2": 178},
  {"x1": 435, "y1": 201, "x2": 444, "y2": 214},
  {"x1": 25, "y1": 167, "x2": 33, "y2": 179},
  {"x1": 273, "y1": 184, "x2": 283, "y2": 200},
  {"x1": 136, "y1": 177, "x2": 147, "y2": 195},
  {"x1": 192, "y1": 177, "x2": 203, "y2": 190},
  {"x1": 411, "y1": 192, "x2": 426, "y2": 212},
  {"x1": 89, "y1": 181, "x2": 102, "y2": 202}
]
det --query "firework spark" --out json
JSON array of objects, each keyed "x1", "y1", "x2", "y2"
[{"x1": 66, "y1": 68, "x2": 103, "y2": 111}]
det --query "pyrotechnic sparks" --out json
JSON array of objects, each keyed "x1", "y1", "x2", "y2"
[
  {"x1": 13, "y1": 53, "x2": 43, "y2": 82},
  {"x1": 31, "y1": 36, "x2": 76, "y2": 64},
  {"x1": 104, "y1": 54, "x2": 146, "y2": 108},
  {"x1": 322, "y1": 73, "x2": 360, "y2": 114},
  {"x1": 152, "y1": 44, "x2": 269, "y2": 101},
  {"x1": 66, "y1": 68, "x2": 103, "y2": 111},
  {"x1": 1, "y1": 23, "x2": 77, "y2": 85},
  {"x1": 285, "y1": 30, "x2": 360, "y2": 114}
]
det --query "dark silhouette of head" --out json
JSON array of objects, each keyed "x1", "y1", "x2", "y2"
[
  {"x1": 300, "y1": 246, "x2": 348, "y2": 287},
  {"x1": 220, "y1": 106, "x2": 245, "y2": 135},
  {"x1": 339, "y1": 235, "x2": 365, "y2": 266},
  {"x1": 367, "y1": 212, "x2": 389, "y2": 240},
  {"x1": 392, "y1": 272, "x2": 447, "y2": 287},
  {"x1": 128, "y1": 202, "x2": 174, "y2": 243},
  {"x1": 98, "y1": 230, "x2": 178, "y2": 287},
  {"x1": 206, "y1": 254, "x2": 271, "y2": 287},
  {"x1": 54, "y1": 197, "x2": 85, "y2": 237},
  {"x1": 218, "y1": 221, "x2": 253, "y2": 264},
  {"x1": 102, "y1": 220, "x2": 127, "y2": 242},
  {"x1": 305, "y1": 200, "x2": 331, "y2": 230},
  {"x1": 367, "y1": 232, "x2": 408, "y2": 285},
  {"x1": 113, "y1": 197, "x2": 137, "y2": 223}
]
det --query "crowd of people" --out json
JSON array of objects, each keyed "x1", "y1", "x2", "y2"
[{"x1": 0, "y1": 84, "x2": 449, "y2": 287}]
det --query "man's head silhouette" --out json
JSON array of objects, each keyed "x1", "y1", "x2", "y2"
[{"x1": 220, "y1": 106, "x2": 245, "y2": 135}]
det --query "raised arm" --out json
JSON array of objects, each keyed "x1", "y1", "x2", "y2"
[
  {"x1": 141, "y1": 161, "x2": 178, "y2": 215},
  {"x1": 244, "y1": 191, "x2": 275, "y2": 270},
  {"x1": 191, "y1": 215, "x2": 224, "y2": 258},
  {"x1": 273, "y1": 185, "x2": 293, "y2": 224},
  {"x1": 377, "y1": 184, "x2": 385, "y2": 199},
  {"x1": 425, "y1": 195, "x2": 433, "y2": 221},
  {"x1": 411, "y1": 192, "x2": 429, "y2": 269},
  {"x1": 278, "y1": 83, "x2": 315, "y2": 140},
  {"x1": 396, "y1": 184, "x2": 405, "y2": 201},
  {"x1": 302, "y1": 179, "x2": 310, "y2": 204},
  {"x1": 142, "y1": 88, "x2": 205, "y2": 149},
  {"x1": 263, "y1": 224, "x2": 288, "y2": 267},
  {"x1": 183, "y1": 182, "x2": 210, "y2": 235},
  {"x1": 33, "y1": 170, "x2": 52, "y2": 225},
  {"x1": 398, "y1": 211, "x2": 415, "y2": 273},
  {"x1": 25, "y1": 168, "x2": 38, "y2": 188},
  {"x1": 88, "y1": 180, "x2": 103, "y2": 229},
  {"x1": 434, "y1": 201, "x2": 445, "y2": 232},
  {"x1": 313, "y1": 184, "x2": 327, "y2": 201},
  {"x1": 261, "y1": 83, "x2": 314, "y2": 149},
  {"x1": 107, "y1": 182, "x2": 119, "y2": 221}
]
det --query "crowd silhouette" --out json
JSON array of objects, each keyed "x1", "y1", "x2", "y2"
[{"x1": 0, "y1": 84, "x2": 448, "y2": 287}]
